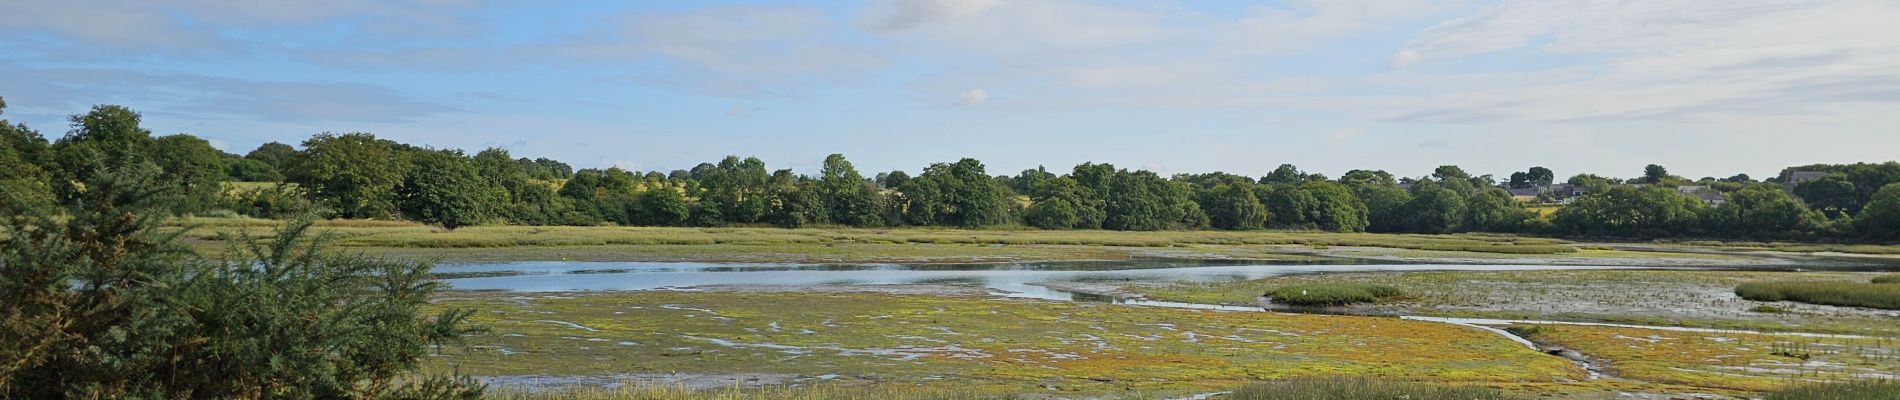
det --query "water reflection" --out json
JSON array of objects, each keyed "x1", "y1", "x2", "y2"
[{"x1": 436, "y1": 260, "x2": 1638, "y2": 298}]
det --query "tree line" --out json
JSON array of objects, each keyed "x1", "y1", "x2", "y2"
[{"x1": 5, "y1": 101, "x2": 1900, "y2": 240}]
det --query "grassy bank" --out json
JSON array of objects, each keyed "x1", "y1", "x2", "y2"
[
  {"x1": 1133, "y1": 270, "x2": 1900, "y2": 336},
  {"x1": 1266, "y1": 283, "x2": 1404, "y2": 306},
  {"x1": 174, "y1": 217, "x2": 1575, "y2": 251},
  {"x1": 1736, "y1": 281, "x2": 1900, "y2": 310},
  {"x1": 428, "y1": 291, "x2": 1577, "y2": 396},
  {"x1": 1765, "y1": 381, "x2": 1900, "y2": 400}
]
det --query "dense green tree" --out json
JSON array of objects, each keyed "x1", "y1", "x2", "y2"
[
  {"x1": 694, "y1": 156, "x2": 770, "y2": 225},
  {"x1": 1552, "y1": 186, "x2": 1706, "y2": 237},
  {"x1": 1300, "y1": 181, "x2": 1369, "y2": 232},
  {"x1": 226, "y1": 157, "x2": 283, "y2": 182},
  {"x1": 397, "y1": 150, "x2": 505, "y2": 230},
  {"x1": 898, "y1": 159, "x2": 1011, "y2": 227},
  {"x1": 1024, "y1": 177, "x2": 1086, "y2": 229},
  {"x1": 1102, "y1": 170, "x2": 1193, "y2": 231},
  {"x1": 766, "y1": 170, "x2": 825, "y2": 228},
  {"x1": 243, "y1": 142, "x2": 298, "y2": 172},
  {"x1": 1197, "y1": 183, "x2": 1268, "y2": 230},
  {"x1": 1344, "y1": 178, "x2": 1412, "y2": 233},
  {"x1": 1339, "y1": 170, "x2": 1397, "y2": 187},
  {"x1": 1527, "y1": 167, "x2": 1555, "y2": 187},
  {"x1": 50, "y1": 105, "x2": 158, "y2": 200},
  {"x1": 1856, "y1": 184, "x2": 1900, "y2": 239},
  {"x1": 0, "y1": 101, "x2": 54, "y2": 214},
  {"x1": 639, "y1": 186, "x2": 691, "y2": 226},
  {"x1": 819, "y1": 154, "x2": 885, "y2": 226},
  {"x1": 288, "y1": 132, "x2": 412, "y2": 219},
  {"x1": 1405, "y1": 181, "x2": 1466, "y2": 233},
  {"x1": 1795, "y1": 174, "x2": 1859, "y2": 215},
  {"x1": 147, "y1": 134, "x2": 229, "y2": 212},
  {"x1": 1704, "y1": 185, "x2": 1821, "y2": 238},
  {"x1": 1464, "y1": 187, "x2": 1532, "y2": 232},
  {"x1": 1642, "y1": 164, "x2": 1671, "y2": 184},
  {"x1": 1260, "y1": 164, "x2": 1311, "y2": 185}
]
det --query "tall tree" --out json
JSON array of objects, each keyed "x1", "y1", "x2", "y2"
[
  {"x1": 0, "y1": 99, "x2": 54, "y2": 214},
  {"x1": 1196, "y1": 182, "x2": 1268, "y2": 230},
  {"x1": 287, "y1": 132, "x2": 413, "y2": 219},
  {"x1": 146, "y1": 134, "x2": 229, "y2": 212},
  {"x1": 244, "y1": 142, "x2": 298, "y2": 172},
  {"x1": 819, "y1": 154, "x2": 884, "y2": 226},
  {"x1": 1856, "y1": 183, "x2": 1900, "y2": 239},
  {"x1": 397, "y1": 150, "x2": 505, "y2": 230}
]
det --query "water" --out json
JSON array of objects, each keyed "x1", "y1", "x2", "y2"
[{"x1": 436, "y1": 260, "x2": 1635, "y2": 300}]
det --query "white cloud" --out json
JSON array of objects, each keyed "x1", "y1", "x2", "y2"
[
  {"x1": 953, "y1": 89, "x2": 988, "y2": 106},
  {"x1": 863, "y1": 0, "x2": 1006, "y2": 32},
  {"x1": 1385, "y1": 0, "x2": 1900, "y2": 123}
]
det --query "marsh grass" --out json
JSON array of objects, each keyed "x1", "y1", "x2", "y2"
[
  {"x1": 1735, "y1": 281, "x2": 1900, "y2": 310},
  {"x1": 1267, "y1": 283, "x2": 1404, "y2": 306},
  {"x1": 1228, "y1": 377, "x2": 1520, "y2": 400},
  {"x1": 1872, "y1": 275, "x2": 1900, "y2": 284},
  {"x1": 489, "y1": 384, "x2": 1011, "y2": 400},
  {"x1": 1764, "y1": 381, "x2": 1900, "y2": 400},
  {"x1": 171, "y1": 219, "x2": 1579, "y2": 255}
]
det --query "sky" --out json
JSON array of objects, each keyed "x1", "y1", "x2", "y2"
[{"x1": 2, "y1": 0, "x2": 1897, "y2": 181}]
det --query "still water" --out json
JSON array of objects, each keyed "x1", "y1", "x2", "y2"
[{"x1": 436, "y1": 260, "x2": 1634, "y2": 301}]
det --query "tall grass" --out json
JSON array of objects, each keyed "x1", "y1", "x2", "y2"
[
  {"x1": 1267, "y1": 283, "x2": 1404, "y2": 306},
  {"x1": 1873, "y1": 275, "x2": 1900, "y2": 284},
  {"x1": 174, "y1": 220, "x2": 1581, "y2": 255},
  {"x1": 1735, "y1": 281, "x2": 1900, "y2": 310},
  {"x1": 1764, "y1": 381, "x2": 1900, "y2": 400},
  {"x1": 1228, "y1": 377, "x2": 1520, "y2": 400},
  {"x1": 487, "y1": 384, "x2": 1011, "y2": 400}
]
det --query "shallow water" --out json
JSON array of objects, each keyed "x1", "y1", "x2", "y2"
[{"x1": 437, "y1": 260, "x2": 1636, "y2": 300}]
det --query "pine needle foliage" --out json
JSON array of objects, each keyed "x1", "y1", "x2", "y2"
[{"x1": 1, "y1": 163, "x2": 484, "y2": 399}]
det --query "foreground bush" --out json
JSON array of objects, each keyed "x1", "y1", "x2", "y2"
[
  {"x1": 1230, "y1": 377, "x2": 1520, "y2": 400},
  {"x1": 0, "y1": 165, "x2": 480, "y2": 399},
  {"x1": 1267, "y1": 283, "x2": 1404, "y2": 306},
  {"x1": 1735, "y1": 281, "x2": 1900, "y2": 310},
  {"x1": 1765, "y1": 380, "x2": 1900, "y2": 400}
]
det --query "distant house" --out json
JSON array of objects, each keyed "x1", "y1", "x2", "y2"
[
  {"x1": 1783, "y1": 170, "x2": 1827, "y2": 191},
  {"x1": 1696, "y1": 190, "x2": 1727, "y2": 206},
  {"x1": 1675, "y1": 185, "x2": 1707, "y2": 194},
  {"x1": 1506, "y1": 187, "x2": 1542, "y2": 202}
]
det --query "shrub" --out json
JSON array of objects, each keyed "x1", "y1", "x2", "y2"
[
  {"x1": 1268, "y1": 283, "x2": 1405, "y2": 306},
  {"x1": 1230, "y1": 377, "x2": 1520, "y2": 400},
  {"x1": 1764, "y1": 380, "x2": 1900, "y2": 400},
  {"x1": 1736, "y1": 281, "x2": 1900, "y2": 310},
  {"x1": 1749, "y1": 305, "x2": 1789, "y2": 313},
  {"x1": 0, "y1": 165, "x2": 481, "y2": 399}
]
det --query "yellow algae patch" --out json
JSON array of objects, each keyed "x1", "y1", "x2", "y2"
[
  {"x1": 429, "y1": 291, "x2": 1579, "y2": 395},
  {"x1": 1521, "y1": 325, "x2": 1900, "y2": 393}
]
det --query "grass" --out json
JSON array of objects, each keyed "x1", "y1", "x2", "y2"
[
  {"x1": 1229, "y1": 377, "x2": 1521, "y2": 400},
  {"x1": 489, "y1": 384, "x2": 1014, "y2": 400},
  {"x1": 169, "y1": 218, "x2": 1580, "y2": 260},
  {"x1": 1735, "y1": 281, "x2": 1900, "y2": 310},
  {"x1": 1764, "y1": 381, "x2": 1900, "y2": 400},
  {"x1": 1266, "y1": 283, "x2": 1403, "y2": 306},
  {"x1": 1662, "y1": 240, "x2": 1900, "y2": 256},
  {"x1": 1135, "y1": 270, "x2": 1900, "y2": 337},
  {"x1": 427, "y1": 291, "x2": 1577, "y2": 396},
  {"x1": 1873, "y1": 275, "x2": 1900, "y2": 284},
  {"x1": 1519, "y1": 324, "x2": 1900, "y2": 393}
]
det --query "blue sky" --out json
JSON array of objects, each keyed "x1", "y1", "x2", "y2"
[{"x1": 3, "y1": 0, "x2": 1898, "y2": 180}]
